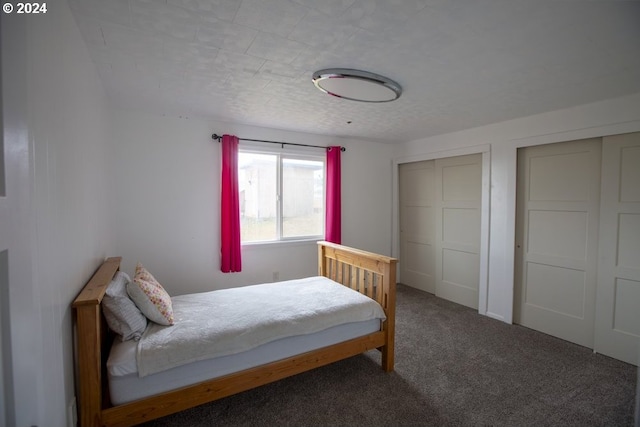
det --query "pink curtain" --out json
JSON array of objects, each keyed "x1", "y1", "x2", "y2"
[
  {"x1": 220, "y1": 134, "x2": 242, "y2": 272},
  {"x1": 325, "y1": 146, "x2": 342, "y2": 244}
]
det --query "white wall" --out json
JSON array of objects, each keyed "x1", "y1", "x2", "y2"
[
  {"x1": 397, "y1": 92, "x2": 640, "y2": 323},
  {"x1": 111, "y1": 110, "x2": 394, "y2": 295},
  {"x1": 2, "y1": 1, "x2": 114, "y2": 425}
]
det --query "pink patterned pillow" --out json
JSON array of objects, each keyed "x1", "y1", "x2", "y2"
[{"x1": 127, "y1": 263, "x2": 174, "y2": 326}]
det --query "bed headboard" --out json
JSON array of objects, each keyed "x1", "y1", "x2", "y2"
[{"x1": 72, "y1": 257, "x2": 121, "y2": 427}]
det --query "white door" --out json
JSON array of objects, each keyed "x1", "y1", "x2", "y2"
[
  {"x1": 399, "y1": 161, "x2": 436, "y2": 293},
  {"x1": 514, "y1": 138, "x2": 601, "y2": 348},
  {"x1": 1, "y1": 16, "x2": 38, "y2": 426},
  {"x1": 0, "y1": 21, "x2": 10, "y2": 425},
  {"x1": 435, "y1": 154, "x2": 482, "y2": 309},
  {"x1": 594, "y1": 132, "x2": 640, "y2": 365}
]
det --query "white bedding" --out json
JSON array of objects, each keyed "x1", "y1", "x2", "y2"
[{"x1": 137, "y1": 276, "x2": 386, "y2": 377}]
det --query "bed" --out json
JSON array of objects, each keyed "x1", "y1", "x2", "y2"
[{"x1": 72, "y1": 241, "x2": 397, "y2": 426}]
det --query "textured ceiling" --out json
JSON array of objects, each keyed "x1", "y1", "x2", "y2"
[{"x1": 69, "y1": 0, "x2": 640, "y2": 144}]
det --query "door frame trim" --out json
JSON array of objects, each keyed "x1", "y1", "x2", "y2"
[{"x1": 392, "y1": 144, "x2": 491, "y2": 317}]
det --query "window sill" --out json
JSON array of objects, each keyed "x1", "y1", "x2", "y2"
[{"x1": 241, "y1": 238, "x2": 322, "y2": 251}]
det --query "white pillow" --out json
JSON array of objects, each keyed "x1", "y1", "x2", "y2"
[
  {"x1": 102, "y1": 271, "x2": 148, "y2": 341},
  {"x1": 127, "y1": 263, "x2": 174, "y2": 326}
]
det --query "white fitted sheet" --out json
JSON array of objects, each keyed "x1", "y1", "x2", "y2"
[{"x1": 107, "y1": 318, "x2": 380, "y2": 405}]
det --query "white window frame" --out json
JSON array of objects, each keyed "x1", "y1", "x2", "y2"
[{"x1": 238, "y1": 145, "x2": 326, "y2": 245}]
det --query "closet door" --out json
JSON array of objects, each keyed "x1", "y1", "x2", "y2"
[
  {"x1": 435, "y1": 154, "x2": 482, "y2": 309},
  {"x1": 594, "y1": 132, "x2": 640, "y2": 365},
  {"x1": 514, "y1": 139, "x2": 601, "y2": 348},
  {"x1": 399, "y1": 161, "x2": 435, "y2": 293}
]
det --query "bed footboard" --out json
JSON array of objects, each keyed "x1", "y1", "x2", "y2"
[
  {"x1": 72, "y1": 243, "x2": 397, "y2": 426},
  {"x1": 317, "y1": 241, "x2": 397, "y2": 371}
]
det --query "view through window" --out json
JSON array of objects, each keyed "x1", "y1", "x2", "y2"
[{"x1": 238, "y1": 150, "x2": 324, "y2": 243}]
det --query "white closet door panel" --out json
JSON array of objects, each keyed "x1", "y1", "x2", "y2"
[
  {"x1": 527, "y1": 210, "x2": 588, "y2": 262},
  {"x1": 405, "y1": 206, "x2": 434, "y2": 241},
  {"x1": 404, "y1": 167, "x2": 434, "y2": 205},
  {"x1": 515, "y1": 138, "x2": 601, "y2": 349},
  {"x1": 436, "y1": 154, "x2": 482, "y2": 309},
  {"x1": 442, "y1": 208, "x2": 480, "y2": 249},
  {"x1": 441, "y1": 249, "x2": 480, "y2": 308},
  {"x1": 442, "y1": 250, "x2": 479, "y2": 286},
  {"x1": 441, "y1": 163, "x2": 481, "y2": 201},
  {"x1": 613, "y1": 278, "x2": 640, "y2": 337},
  {"x1": 528, "y1": 151, "x2": 592, "y2": 202},
  {"x1": 619, "y1": 146, "x2": 640, "y2": 202},
  {"x1": 404, "y1": 241, "x2": 434, "y2": 287},
  {"x1": 617, "y1": 214, "x2": 640, "y2": 268},
  {"x1": 524, "y1": 263, "x2": 587, "y2": 319},
  {"x1": 400, "y1": 161, "x2": 436, "y2": 293},
  {"x1": 595, "y1": 132, "x2": 640, "y2": 366}
]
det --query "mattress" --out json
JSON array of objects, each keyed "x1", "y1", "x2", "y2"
[
  {"x1": 136, "y1": 276, "x2": 386, "y2": 377},
  {"x1": 107, "y1": 318, "x2": 381, "y2": 405}
]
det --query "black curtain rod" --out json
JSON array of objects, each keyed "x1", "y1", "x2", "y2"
[{"x1": 211, "y1": 133, "x2": 346, "y2": 152}]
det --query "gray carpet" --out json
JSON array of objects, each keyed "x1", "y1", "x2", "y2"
[{"x1": 142, "y1": 284, "x2": 637, "y2": 426}]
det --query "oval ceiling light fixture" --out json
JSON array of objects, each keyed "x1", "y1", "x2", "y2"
[{"x1": 312, "y1": 68, "x2": 402, "y2": 102}]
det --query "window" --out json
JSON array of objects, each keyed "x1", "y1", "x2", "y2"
[{"x1": 238, "y1": 149, "x2": 325, "y2": 243}]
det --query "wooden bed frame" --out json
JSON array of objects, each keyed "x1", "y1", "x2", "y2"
[{"x1": 72, "y1": 241, "x2": 397, "y2": 426}]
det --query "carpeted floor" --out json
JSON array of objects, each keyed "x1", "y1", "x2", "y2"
[{"x1": 142, "y1": 284, "x2": 637, "y2": 426}]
